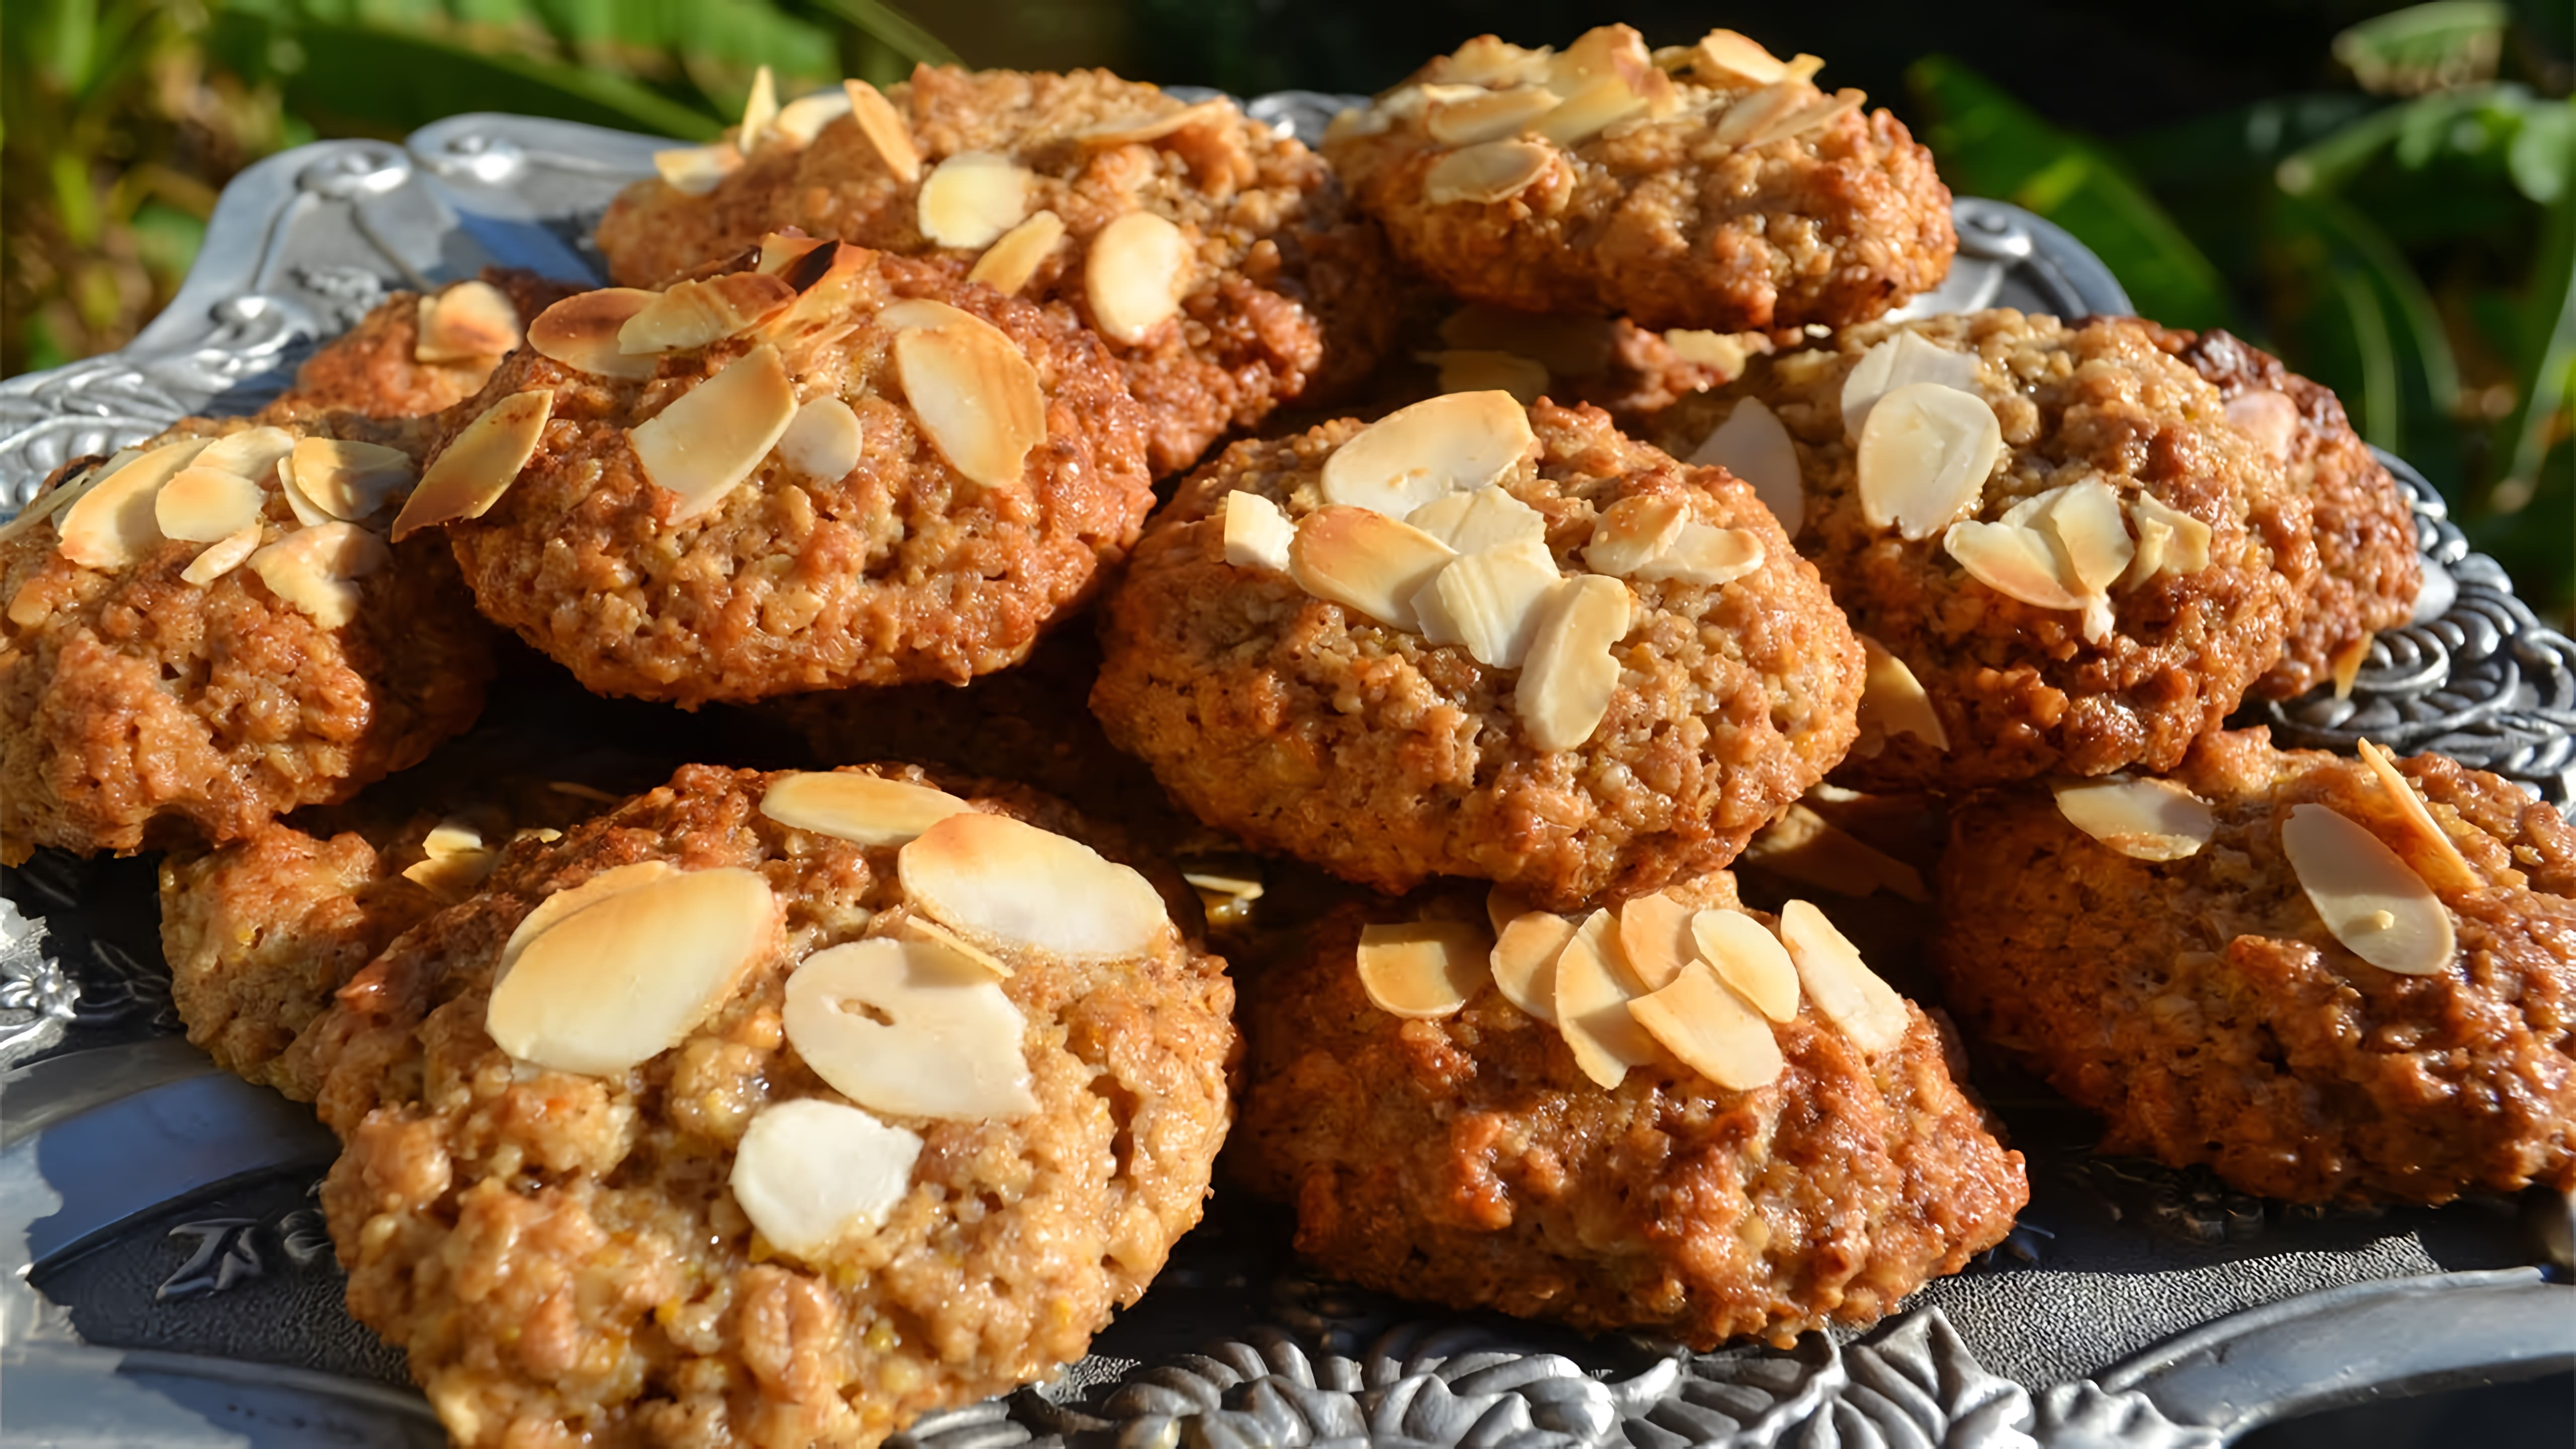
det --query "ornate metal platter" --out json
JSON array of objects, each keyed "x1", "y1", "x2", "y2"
[{"x1": 1, "y1": 98, "x2": 2570, "y2": 1449}]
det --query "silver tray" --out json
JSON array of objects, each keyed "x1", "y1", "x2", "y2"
[{"x1": 1, "y1": 100, "x2": 2571, "y2": 1449}]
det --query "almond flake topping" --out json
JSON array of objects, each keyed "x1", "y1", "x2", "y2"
[
  {"x1": 2052, "y1": 776, "x2": 2216, "y2": 861},
  {"x1": 196, "y1": 427, "x2": 297, "y2": 482},
  {"x1": 1632, "y1": 522, "x2": 1763, "y2": 586},
  {"x1": 1690, "y1": 908, "x2": 1800, "y2": 1022},
  {"x1": 1426, "y1": 86, "x2": 1561, "y2": 146},
  {"x1": 1357, "y1": 921, "x2": 1493, "y2": 1019},
  {"x1": 2224, "y1": 389, "x2": 2299, "y2": 462},
  {"x1": 2281, "y1": 803, "x2": 2456, "y2": 976},
  {"x1": 1288, "y1": 506, "x2": 1456, "y2": 631},
  {"x1": 1319, "y1": 391, "x2": 1538, "y2": 518},
  {"x1": 246, "y1": 521, "x2": 389, "y2": 628},
  {"x1": 415, "y1": 280, "x2": 522, "y2": 363},
  {"x1": 1554, "y1": 909, "x2": 1661, "y2": 1088},
  {"x1": 0, "y1": 447, "x2": 139, "y2": 549},
  {"x1": 1944, "y1": 518, "x2": 2086, "y2": 612},
  {"x1": 52, "y1": 439, "x2": 211, "y2": 567},
  {"x1": 274, "y1": 455, "x2": 334, "y2": 527},
  {"x1": 1689, "y1": 29, "x2": 1789, "y2": 86},
  {"x1": 1629, "y1": 962, "x2": 1784, "y2": 1091},
  {"x1": 1407, "y1": 486, "x2": 1549, "y2": 554},
  {"x1": 527, "y1": 288, "x2": 660, "y2": 378},
  {"x1": 2356, "y1": 739, "x2": 2480, "y2": 892},
  {"x1": 631, "y1": 344, "x2": 798, "y2": 524},
  {"x1": 1490, "y1": 910, "x2": 1576, "y2": 1023},
  {"x1": 893, "y1": 313, "x2": 1048, "y2": 491},
  {"x1": 1688, "y1": 397, "x2": 1804, "y2": 533},
  {"x1": 1222, "y1": 491, "x2": 1296, "y2": 573},
  {"x1": 1518, "y1": 575, "x2": 1631, "y2": 751},
  {"x1": 496, "y1": 862, "x2": 684, "y2": 982},
  {"x1": 897, "y1": 811, "x2": 1166, "y2": 961},
  {"x1": 1532, "y1": 73, "x2": 1649, "y2": 146},
  {"x1": 155, "y1": 466, "x2": 266, "y2": 543},
  {"x1": 731, "y1": 1098, "x2": 921, "y2": 1259},
  {"x1": 967, "y1": 210, "x2": 1067, "y2": 296},
  {"x1": 875, "y1": 298, "x2": 980, "y2": 333},
  {"x1": 784, "y1": 937, "x2": 1038, "y2": 1121},
  {"x1": 1440, "y1": 35, "x2": 1546, "y2": 87},
  {"x1": 392, "y1": 389, "x2": 553, "y2": 540},
  {"x1": 290, "y1": 438, "x2": 416, "y2": 521},
  {"x1": 843, "y1": 80, "x2": 922, "y2": 182},
  {"x1": 1711, "y1": 78, "x2": 1813, "y2": 145},
  {"x1": 486, "y1": 865, "x2": 777, "y2": 1075},
  {"x1": 619, "y1": 273, "x2": 797, "y2": 356},
  {"x1": 1424, "y1": 140, "x2": 1554, "y2": 205},
  {"x1": 180, "y1": 527, "x2": 264, "y2": 587},
  {"x1": 1582, "y1": 496, "x2": 1685, "y2": 577},
  {"x1": 1859, "y1": 381, "x2": 2002, "y2": 540},
  {"x1": 1076, "y1": 99, "x2": 1235, "y2": 147},
  {"x1": 919, "y1": 151, "x2": 1033, "y2": 250},
  {"x1": 1778, "y1": 900, "x2": 1909, "y2": 1054},
  {"x1": 760, "y1": 771, "x2": 972, "y2": 847},
  {"x1": 775, "y1": 87, "x2": 854, "y2": 145},
  {"x1": 1418, "y1": 540, "x2": 1562, "y2": 668},
  {"x1": 1616, "y1": 891, "x2": 1696, "y2": 992},
  {"x1": 1086, "y1": 211, "x2": 1192, "y2": 345},
  {"x1": 776, "y1": 397, "x2": 863, "y2": 482},
  {"x1": 1841, "y1": 332, "x2": 1982, "y2": 444},
  {"x1": 1425, "y1": 350, "x2": 1549, "y2": 403},
  {"x1": 1854, "y1": 635, "x2": 1948, "y2": 755},
  {"x1": 654, "y1": 143, "x2": 742, "y2": 197},
  {"x1": 2120, "y1": 493, "x2": 2212, "y2": 587},
  {"x1": 1735, "y1": 91, "x2": 1863, "y2": 148}
]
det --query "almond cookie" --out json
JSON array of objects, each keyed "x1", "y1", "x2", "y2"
[
  {"x1": 1935, "y1": 729, "x2": 2576, "y2": 1203},
  {"x1": 1091, "y1": 393, "x2": 1862, "y2": 910},
  {"x1": 1323, "y1": 26, "x2": 1954, "y2": 333},
  {"x1": 258, "y1": 270, "x2": 583, "y2": 425},
  {"x1": 596, "y1": 66, "x2": 1396, "y2": 475}
]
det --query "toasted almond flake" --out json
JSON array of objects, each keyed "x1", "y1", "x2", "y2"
[
  {"x1": 1854, "y1": 635, "x2": 1948, "y2": 755},
  {"x1": 1222, "y1": 490, "x2": 1296, "y2": 573},
  {"x1": 1553, "y1": 909, "x2": 1660, "y2": 1088},
  {"x1": 494, "y1": 863, "x2": 685, "y2": 987},
  {"x1": 2281, "y1": 803, "x2": 2456, "y2": 975},
  {"x1": 775, "y1": 87, "x2": 854, "y2": 144},
  {"x1": 1858, "y1": 382, "x2": 2002, "y2": 540},
  {"x1": 777, "y1": 397, "x2": 863, "y2": 481},
  {"x1": 1422, "y1": 541, "x2": 1563, "y2": 668},
  {"x1": 896, "y1": 914, "x2": 1012, "y2": 978},
  {"x1": 1544, "y1": 25, "x2": 1661, "y2": 98},
  {"x1": 415, "y1": 280, "x2": 522, "y2": 363},
  {"x1": 1424, "y1": 349, "x2": 1550, "y2": 403},
  {"x1": 1288, "y1": 506, "x2": 1456, "y2": 631},
  {"x1": 1085, "y1": 211, "x2": 1192, "y2": 346},
  {"x1": 290, "y1": 439, "x2": 415, "y2": 521},
  {"x1": 1440, "y1": 35, "x2": 1545, "y2": 86},
  {"x1": 1487, "y1": 887, "x2": 1536, "y2": 936},
  {"x1": 0, "y1": 447, "x2": 143, "y2": 548},
  {"x1": 1182, "y1": 870, "x2": 1264, "y2": 903},
  {"x1": 654, "y1": 143, "x2": 742, "y2": 196},
  {"x1": 1426, "y1": 86, "x2": 1562, "y2": 145},
  {"x1": 618, "y1": 273, "x2": 797, "y2": 356},
  {"x1": 1438, "y1": 306, "x2": 1616, "y2": 376},
  {"x1": 1491, "y1": 910, "x2": 1575, "y2": 1023},
  {"x1": 1710, "y1": 79, "x2": 1810, "y2": 145},
  {"x1": 1741, "y1": 803, "x2": 1931, "y2": 901},
  {"x1": 875, "y1": 298, "x2": 978, "y2": 333},
  {"x1": 2225, "y1": 389, "x2": 2299, "y2": 462},
  {"x1": 486, "y1": 865, "x2": 776, "y2": 1074},
  {"x1": 1406, "y1": 486, "x2": 1548, "y2": 554},
  {"x1": 1617, "y1": 891, "x2": 1696, "y2": 992},
  {"x1": 1688, "y1": 397, "x2": 1803, "y2": 533},
  {"x1": 967, "y1": 210, "x2": 1066, "y2": 296},
  {"x1": 1357, "y1": 921, "x2": 1492, "y2": 1018},
  {"x1": 154, "y1": 466, "x2": 266, "y2": 542},
  {"x1": 195, "y1": 427, "x2": 296, "y2": 482},
  {"x1": 401, "y1": 847, "x2": 499, "y2": 904},
  {"x1": 1582, "y1": 496, "x2": 1687, "y2": 576},
  {"x1": 1690, "y1": 909, "x2": 1800, "y2": 1022},
  {"x1": 275, "y1": 456, "x2": 333, "y2": 527},
  {"x1": 731, "y1": 1098, "x2": 920, "y2": 1259},
  {"x1": 392, "y1": 389, "x2": 553, "y2": 540},
  {"x1": 1633, "y1": 523, "x2": 1763, "y2": 586},
  {"x1": 1841, "y1": 333, "x2": 1982, "y2": 445},
  {"x1": 1424, "y1": 140, "x2": 1554, "y2": 205},
  {"x1": 2356, "y1": 740, "x2": 2480, "y2": 892},
  {"x1": 2052, "y1": 776, "x2": 2216, "y2": 861},
  {"x1": 2332, "y1": 634, "x2": 2374, "y2": 699},
  {"x1": 2119, "y1": 493, "x2": 2213, "y2": 587},
  {"x1": 47, "y1": 440, "x2": 214, "y2": 565},
  {"x1": 527, "y1": 288, "x2": 660, "y2": 379},
  {"x1": 898, "y1": 811, "x2": 1166, "y2": 961},
  {"x1": 784, "y1": 937, "x2": 1037, "y2": 1121},
  {"x1": 843, "y1": 80, "x2": 922, "y2": 183},
  {"x1": 1663, "y1": 329, "x2": 1762, "y2": 374},
  {"x1": 179, "y1": 526, "x2": 263, "y2": 587},
  {"x1": 1738, "y1": 90, "x2": 1863, "y2": 147},
  {"x1": 1944, "y1": 518, "x2": 2087, "y2": 613},
  {"x1": 737, "y1": 65, "x2": 779, "y2": 148},
  {"x1": 1691, "y1": 29, "x2": 1788, "y2": 86},
  {"x1": 1630, "y1": 961, "x2": 1783, "y2": 1090},
  {"x1": 2047, "y1": 478, "x2": 2135, "y2": 594},
  {"x1": 1076, "y1": 98, "x2": 1235, "y2": 147},
  {"x1": 246, "y1": 521, "x2": 388, "y2": 628},
  {"x1": 919, "y1": 152, "x2": 1032, "y2": 250},
  {"x1": 893, "y1": 318, "x2": 1048, "y2": 492},
  {"x1": 631, "y1": 344, "x2": 797, "y2": 523},
  {"x1": 1532, "y1": 73, "x2": 1649, "y2": 145},
  {"x1": 760, "y1": 771, "x2": 972, "y2": 847},
  {"x1": 1777, "y1": 900, "x2": 1909, "y2": 1054},
  {"x1": 1320, "y1": 391, "x2": 1537, "y2": 519},
  {"x1": 1517, "y1": 575, "x2": 1630, "y2": 751}
]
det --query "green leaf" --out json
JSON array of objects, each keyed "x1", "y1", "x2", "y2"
[
  {"x1": 2494, "y1": 152, "x2": 2576, "y2": 501},
  {"x1": 2509, "y1": 97, "x2": 2575, "y2": 204},
  {"x1": 2331, "y1": 1, "x2": 2508, "y2": 97},
  {"x1": 803, "y1": 0, "x2": 957, "y2": 67},
  {"x1": 268, "y1": 18, "x2": 722, "y2": 138},
  {"x1": 2264, "y1": 190, "x2": 2463, "y2": 480}
]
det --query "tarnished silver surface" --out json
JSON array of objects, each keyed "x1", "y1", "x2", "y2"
[{"x1": 0, "y1": 105, "x2": 2570, "y2": 1448}]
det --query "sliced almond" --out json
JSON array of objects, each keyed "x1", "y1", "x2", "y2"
[
  {"x1": 1858, "y1": 382, "x2": 2002, "y2": 540},
  {"x1": 893, "y1": 317, "x2": 1048, "y2": 492},
  {"x1": 2052, "y1": 776, "x2": 2216, "y2": 861},
  {"x1": 1319, "y1": 391, "x2": 1538, "y2": 519},
  {"x1": 1075, "y1": 98, "x2": 1235, "y2": 147},
  {"x1": 1737, "y1": 91, "x2": 1863, "y2": 148},
  {"x1": 2224, "y1": 388, "x2": 2299, "y2": 463},
  {"x1": 1632, "y1": 523, "x2": 1763, "y2": 586},
  {"x1": 1428, "y1": 86, "x2": 1562, "y2": 145},
  {"x1": 1663, "y1": 329, "x2": 1761, "y2": 373},
  {"x1": 1690, "y1": 908, "x2": 1800, "y2": 1022},
  {"x1": 1424, "y1": 140, "x2": 1554, "y2": 205},
  {"x1": 764, "y1": 240, "x2": 874, "y2": 339},
  {"x1": 760, "y1": 771, "x2": 972, "y2": 847},
  {"x1": 1487, "y1": 886, "x2": 1537, "y2": 936},
  {"x1": 0, "y1": 449, "x2": 135, "y2": 548},
  {"x1": 875, "y1": 298, "x2": 979, "y2": 333},
  {"x1": 2281, "y1": 803, "x2": 2456, "y2": 976},
  {"x1": 1688, "y1": 397, "x2": 1803, "y2": 534},
  {"x1": 391, "y1": 389, "x2": 553, "y2": 540},
  {"x1": 1421, "y1": 540, "x2": 1562, "y2": 668},
  {"x1": 495, "y1": 862, "x2": 685, "y2": 984},
  {"x1": 1425, "y1": 349, "x2": 1550, "y2": 404},
  {"x1": 843, "y1": 80, "x2": 922, "y2": 183},
  {"x1": 403, "y1": 818, "x2": 500, "y2": 903},
  {"x1": 1856, "y1": 635, "x2": 1949, "y2": 753},
  {"x1": 631, "y1": 344, "x2": 798, "y2": 524},
  {"x1": 618, "y1": 273, "x2": 797, "y2": 356},
  {"x1": 1553, "y1": 909, "x2": 1660, "y2": 1088},
  {"x1": 1440, "y1": 35, "x2": 1545, "y2": 87},
  {"x1": 1223, "y1": 490, "x2": 1296, "y2": 573},
  {"x1": 196, "y1": 427, "x2": 296, "y2": 483},
  {"x1": 895, "y1": 914, "x2": 1012, "y2": 979},
  {"x1": 1841, "y1": 332, "x2": 1982, "y2": 445},
  {"x1": 245, "y1": 521, "x2": 388, "y2": 628},
  {"x1": 1711, "y1": 79, "x2": 1811, "y2": 146},
  {"x1": 2046, "y1": 478, "x2": 2135, "y2": 594},
  {"x1": 1356, "y1": 921, "x2": 1492, "y2": 1019},
  {"x1": 1741, "y1": 803, "x2": 1931, "y2": 902},
  {"x1": 1582, "y1": 496, "x2": 1686, "y2": 577},
  {"x1": 737, "y1": 65, "x2": 779, "y2": 148},
  {"x1": 776, "y1": 396, "x2": 863, "y2": 482},
  {"x1": 2119, "y1": 493, "x2": 2213, "y2": 587},
  {"x1": 784, "y1": 936, "x2": 1037, "y2": 1121},
  {"x1": 775, "y1": 86, "x2": 854, "y2": 145},
  {"x1": 967, "y1": 209, "x2": 1066, "y2": 297},
  {"x1": 154, "y1": 466, "x2": 266, "y2": 542},
  {"x1": 654, "y1": 143, "x2": 742, "y2": 197},
  {"x1": 1085, "y1": 211, "x2": 1192, "y2": 346},
  {"x1": 1406, "y1": 486, "x2": 1548, "y2": 554},
  {"x1": 898, "y1": 811, "x2": 1166, "y2": 961},
  {"x1": 1691, "y1": 29, "x2": 1789, "y2": 87},
  {"x1": 1438, "y1": 306, "x2": 1616, "y2": 376},
  {"x1": 1517, "y1": 575, "x2": 1631, "y2": 752},
  {"x1": 1490, "y1": 910, "x2": 1575, "y2": 1023},
  {"x1": 1530, "y1": 74, "x2": 1648, "y2": 146},
  {"x1": 290, "y1": 438, "x2": 416, "y2": 521},
  {"x1": 527, "y1": 288, "x2": 660, "y2": 379},
  {"x1": 1944, "y1": 518, "x2": 2086, "y2": 612},
  {"x1": 274, "y1": 456, "x2": 333, "y2": 527},
  {"x1": 1777, "y1": 899, "x2": 1909, "y2": 1054},
  {"x1": 1629, "y1": 961, "x2": 1783, "y2": 1091},
  {"x1": 415, "y1": 280, "x2": 522, "y2": 362},
  {"x1": 731, "y1": 1098, "x2": 921, "y2": 1259},
  {"x1": 919, "y1": 151, "x2": 1032, "y2": 250},
  {"x1": 2331, "y1": 634, "x2": 2373, "y2": 699},
  {"x1": 2356, "y1": 739, "x2": 2480, "y2": 892},
  {"x1": 180, "y1": 526, "x2": 263, "y2": 587},
  {"x1": 1183, "y1": 871, "x2": 1265, "y2": 929},
  {"x1": 1616, "y1": 891, "x2": 1696, "y2": 992},
  {"x1": 485, "y1": 864, "x2": 776, "y2": 1074},
  {"x1": 1288, "y1": 505, "x2": 1456, "y2": 631},
  {"x1": 1545, "y1": 25, "x2": 1662, "y2": 100},
  {"x1": 51, "y1": 440, "x2": 211, "y2": 567}
]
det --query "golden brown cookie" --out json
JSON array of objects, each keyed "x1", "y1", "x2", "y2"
[{"x1": 258, "y1": 271, "x2": 583, "y2": 425}]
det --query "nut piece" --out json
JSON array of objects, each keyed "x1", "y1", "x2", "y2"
[
  {"x1": 1617, "y1": 891, "x2": 1696, "y2": 992},
  {"x1": 52, "y1": 439, "x2": 212, "y2": 568},
  {"x1": 2281, "y1": 803, "x2": 2457, "y2": 976},
  {"x1": 415, "y1": 280, "x2": 523, "y2": 362},
  {"x1": 402, "y1": 815, "x2": 500, "y2": 903},
  {"x1": 919, "y1": 151, "x2": 1033, "y2": 250},
  {"x1": 275, "y1": 455, "x2": 334, "y2": 527},
  {"x1": 2043, "y1": 477, "x2": 2136, "y2": 630},
  {"x1": 1426, "y1": 86, "x2": 1561, "y2": 145},
  {"x1": 1517, "y1": 575, "x2": 1632, "y2": 752},
  {"x1": 2120, "y1": 493, "x2": 2213, "y2": 587},
  {"x1": 1690, "y1": 29, "x2": 1789, "y2": 86},
  {"x1": 1582, "y1": 496, "x2": 1686, "y2": 577},
  {"x1": 783, "y1": 937, "x2": 1038, "y2": 1121},
  {"x1": 1075, "y1": 99, "x2": 1235, "y2": 147},
  {"x1": 1424, "y1": 140, "x2": 1554, "y2": 205},
  {"x1": 485, "y1": 865, "x2": 779, "y2": 1074},
  {"x1": 246, "y1": 521, "x2": 390, "y2": 628},
  {"x1": 893, "y1": 313, "x2": 1049, "y2": 492},
  {"x1": 1736, "y1": 91, "x2": 1863, "y2": 148},
  {"x1": 1223, "y1": 490, "x2": 1296, "y2": 573},
  {"x1": 1777, "y1": 899, "x2": 1909, "y2": 1054},
  {"x1": 759, "y1": 771, "x2": 972, "y2": 847},
  {"x1": 967, "y1": 209, "x2": 1067, "y2": 297},
  {"x1": 1688, "y1": 397, "x2": 1804, "y2": 534},
  {"x1": 774, "y1": 87, "x2": 854, "y2": 145},
  {"x1": 290, "y1": 438, "x2": 415, "y2": 521},
  {"x1": 527, "y1": 288, "x2": 661, "y2": 379},
  {"x1": 1943, "y1": 518, "x2": 2086, "y2": 612},
  {"x1": 897, "y1": 811, "x2": 1166, "y2": 961},
  {"x1": 180, "y1": 526, "x2": 264, "y2": 587},
  {"x1": 1689, "y1": 908, "x2": 1800, "y2": 1022},
  {"x1": 618, "y1": 273, "x2": 797, "y2": 356},
  {"x1": 1357, "y1": 921, "x2": 1494, "y2": 1019},
  {"x1": 1289, "y1": 506, "x2": 1458, "y2": 631},
  {"x1": 1553, "y1": 908, "x2": 1661, "y2": 1089},
  {"x1": 1421, "y1": 540, "x2": 1561, "y2": 668},
  {"x1": 2224, "y1": 388, "x2": 2299, "y2": 462},
  {"x1": 495, "y1": 862, "x2": 685, "y2": 982},
  {"x1": 154, "y1": 466, "x2": 266, "y2": 543},
  {"x1": 198, "y1": 427, "x2": 298, "y2": 484},
  {"x1": 737, "y1": 65, "x2": 779, "y2": 148},
  {"x1": 1858, "y1": 382, "x2": 2002, "y2": 540},
  {"x1": 843, "y1": 80, "x2": 922, "y2": 183},
  {"x1": 2356, "y1": 740, "x2": 2480, "y2": 892},
  {"x1": 2051, "y1": 776, "x2": 2216, "y2": 861},
  {"x1": 1319, "y1": 391, "x2": 1539, "y2": 519},
  {"x1": 392, "y1": 389, "x2": 553, "y2": 540},
  {"x1": 730, "y1": 1098, "x2": 921, "y2": 1259},
  {"x1": 2331, "y1": 635, "x2": 2373, "y2": 698},
  {"x1": 1426, "y1": 349, "x2": 1550, "y2": 403},
  {"x1": 1531, "y1": 74, "x2": 1648, "y2": 146},
  {"x1": 654, "y1": 143, "x2": 742, "y2": 196},
  {"x1": 631, "y1": 344, "x2": 798, "y2": 524},
  {"x1": 1841, "y1": 332, "x2": 1981, "y2": 444},
  {"x1": 1629, "y1": 961, "x2": 1784, "y2": 1091},
  {"x1": 1085, "y1": 211, "x2": 1192, "y2": 345},
  {"x1": 1855, "y1": 635, "x2": 1948, "y2": 753},
  {"x1": 896, "y1": 915, "x2": 1012, "y2": 979},
  {"x1": 1740, "y1": 804, "x2": 1929, "y2": 902},
  {"x1": 1407, "y1": 487, "x2": 1549, "y2": 554},
  {"x1": 777, "y1": 396, "x2": 864, "y2": 482},
  {"x1": 1490, "y1": 910, "x2": 1576, "y2": 1023},
  {"x1": 1632, "y1": 523, "x2": 1763, "y2": 586}
]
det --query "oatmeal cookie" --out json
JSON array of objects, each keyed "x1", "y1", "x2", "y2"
[
  {"x1": 296, "y1": 762, "x2": 1235, "y2": 1447},
  {"x1": 596, "y1": 66, "x2": 1396, "y2": 475},
  {"x1": 1935, "y1": 729, "x2": 2576, "y2": 1203},
  {"x1": 1323, "y1": 27, "x2": 1954, "y2": 333},
  {"x1": 1234, "y1": 873, "x2": 2027, "y2": 1347},
  {"x1": 1091, "y1": 394, "x2": 1862, "y2": 910},
  {"x1": 1653, "y1": 309, "x2": 2311, "y2": 792},
  {"x1": 1, "y1": 419, "x2": 493, "y2": 862},
  {"x1": 259, "y1": 271, "x2": 583, "y2": 425},
  {"x1": 417, "y1": 240, "x2": 1153, "y2": 704}
]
